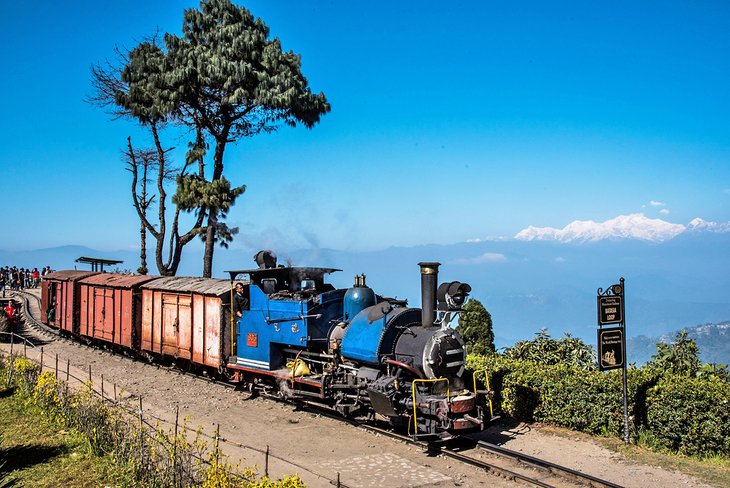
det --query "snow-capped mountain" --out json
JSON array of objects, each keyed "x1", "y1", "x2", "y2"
[
  {"x1": 515, "y1": 214, "x2": 729, "y2": 243},
  {"x1": 687, "y1": 218, "x2": 730, "y2": 233}
]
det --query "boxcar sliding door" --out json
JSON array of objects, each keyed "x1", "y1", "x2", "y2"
[{"x1": 161, "y1": 293, "x2": 192, "y2": 359}]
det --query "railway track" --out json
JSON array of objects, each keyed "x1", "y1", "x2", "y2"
[
  {"x1": 357, "y1": 421, "x2": 622, "y2": 487},
  {"x1": 10, "y1": 289, "x2": 622, "y2": 488},
  {"x1": 283, "y1": 397, "x2": 623, "y2": 488},
  {"x1": 475, "y1": 440, "x2": 623, "y2": 488}
]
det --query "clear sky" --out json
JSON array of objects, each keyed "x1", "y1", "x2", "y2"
[{"x1": 2, "y1": 1, "x2": 729, "y2": 254}]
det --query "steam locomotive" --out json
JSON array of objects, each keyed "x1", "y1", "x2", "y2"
[{"x1": 41, "y1": 252, "x2": 490, "y2": 439}]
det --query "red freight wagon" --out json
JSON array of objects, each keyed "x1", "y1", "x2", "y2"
[
  {"x1": 140, "y1": 277, "x2": 237, "y2": 369},
  {"x1": 77, "y1": 274, "x2": 158, "y2": 349},
  {"x1": 41, "y1": 271, "x2": 97, "y2": 331}
]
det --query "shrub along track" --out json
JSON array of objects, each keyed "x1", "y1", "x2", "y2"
[{"x1": 4, "y1": 289, "x2": 716, "y2": 488}]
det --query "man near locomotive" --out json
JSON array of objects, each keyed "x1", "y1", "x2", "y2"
[{"x1": 234, "y1": 282, "x2": 248, "y2": 320}]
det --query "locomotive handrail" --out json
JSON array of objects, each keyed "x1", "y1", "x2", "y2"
[
  {"x1": 384, "y1": 358, "x2": 424, "y2": 379},
  {"x1": 229, "y1": 284, "x2": 236, "y2": 357},
  {"x1": 473, "y1": 369, "x2": 494, "y2": 418},
  {"x1": 410, "y1": 377, "x2": 449, "y2": 436},
  {"x1": 264, "y1": 314, "x2": 322, "y2": 324}
]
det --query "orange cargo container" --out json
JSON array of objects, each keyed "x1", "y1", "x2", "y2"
[
  {"x1": 140, "y1": 277, "x2": 236, "y2": 369},
  {"x1": 41, "y1": 271, "x2": 97, "y2": 331},
  {"x1": 77, "y1": 274, "x2": 158, "y2": 349}
]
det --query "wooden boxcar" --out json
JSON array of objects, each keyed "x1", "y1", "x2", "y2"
[
  {"x1": 77, "y1": 274, "x2": 158, "y2": 349},
  {"x1": 41, "y1": 271, "x2": 97, "y2": 331},
  {"x1": 140, "y1": 277, "x2": 236, "y2": 369}
]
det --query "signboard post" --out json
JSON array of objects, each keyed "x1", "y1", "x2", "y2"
[{"x1": 597, "y1": 278, "x2": 629, "y2": 444}]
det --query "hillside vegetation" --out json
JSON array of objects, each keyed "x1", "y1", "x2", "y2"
[
  {"x1": 629, "y1": 321, "x2": 730, "y2": 366},
  {"x1": 469, "y1": 330, "x2": 730, "y2": 458}
]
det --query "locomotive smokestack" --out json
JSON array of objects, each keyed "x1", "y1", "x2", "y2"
[{"x1": 418, "y1": 262, "x2": 440, "y2": 327}]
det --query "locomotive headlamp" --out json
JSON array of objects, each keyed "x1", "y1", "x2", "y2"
[{"x1": 437, "y1": 281, "x2": 472, "y2": 311}]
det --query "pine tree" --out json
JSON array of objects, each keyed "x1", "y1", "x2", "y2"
[
  {"x1": 456, "y1": 298, "x2": 495, "y2": 356},
  {"x1": 91, "y1": 0, "x2": 329, "y2": 276},
  {"x1": 649, "y1": 330, "x2": 702, "y2": 376},
  {"x1": 165, "y1": 0, "x2": 329, "y2": 276}
]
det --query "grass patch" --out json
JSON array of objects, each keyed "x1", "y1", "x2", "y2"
[
  {"x1": 536, "y1": 424, "x2": 730, "y2": 488},
  {"x1": 0, "y1": 386, "x2": 131, "y2": 487}
]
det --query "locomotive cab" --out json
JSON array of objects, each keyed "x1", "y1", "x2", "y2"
[{"x1": 225, "y1": 257, "x2": 341, "y2": 374}]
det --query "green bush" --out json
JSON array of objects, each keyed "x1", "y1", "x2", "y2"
[
  {"x1": 467, "y1": 353, "x2": 730, "y2": 458},
  {"x1": 646, "y1": 375, "x2": 730, "y2": 457}
]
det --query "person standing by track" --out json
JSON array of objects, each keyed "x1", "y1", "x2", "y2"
[{"x1": 4, "y1": 300, "x2": 17, "y2": 327}]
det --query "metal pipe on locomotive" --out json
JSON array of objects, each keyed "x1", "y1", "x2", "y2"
[{"x1": 41, "y1": 251, "x2": 491, "y2": 439}]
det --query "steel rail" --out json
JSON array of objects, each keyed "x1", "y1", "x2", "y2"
[
  {"x1": 287, "y1": 399, "x2": 557, "y2": 488},
  {"x1": 10, "y1": 290, "x2": 59, "y2": 337},
  {"x1": 385, "y1": 431, "x2": 554, "y2": 487},
  {"x1": 477, "y1": 441, "x2": 624, "y2": 488}
]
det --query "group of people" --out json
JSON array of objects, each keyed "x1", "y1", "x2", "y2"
[{"x1": 0, "y1": 265, "x2": 53, "y2": 297}]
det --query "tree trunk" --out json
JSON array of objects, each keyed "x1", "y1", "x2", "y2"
[
  {"x1": 150, "y1": 123, "x2": 171, "y2": 276},
  {"x1": 201, "y1": 128, "x2": 230, "y2": 278},
  {"x1": 138, "y1": 160, "x2": 149, "y2": 275},
  {"x1": 203, "y1": 213, "x2": 217, "y2": 278}
]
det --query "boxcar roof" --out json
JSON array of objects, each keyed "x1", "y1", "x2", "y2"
[
  {"x1": 79, "y1": 273, "x2": 158, "y2": 288},
  {"x1": 44, "y1": 270, "x2": 98, "y2": 281},
  {"x1": 142, "y1": 277, "x2": 246, "y2": 296}
]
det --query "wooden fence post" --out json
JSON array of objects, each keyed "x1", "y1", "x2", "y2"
[
  {"x1": 139, "y1": 397, "x2": 143, "y2": 432},
  {"x1": 173, "y1": 406, "x2": 180, "y2": 487},
  {"x1": 265, "y1": 445, "x2": 270, "y2": 478}
]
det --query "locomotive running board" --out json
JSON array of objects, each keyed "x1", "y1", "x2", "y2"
[{"x1": 226, "y1": 363, "x2": 325, "y2": 397}]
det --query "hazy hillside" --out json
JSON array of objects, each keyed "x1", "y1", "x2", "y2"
[
  {"x1": 3, "y1": 231, "x2": 729, "y2": 351},
  {"x1": 629, "y1": 321, "x2": 730, "y2": 366}
]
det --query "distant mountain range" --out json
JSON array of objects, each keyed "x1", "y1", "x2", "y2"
[
  {"x1": 2, "y1": 215, "x2": 729, "y2": 353},
  {"x1": 628, "y1": 321, "x2": 730, "y2": 366},
  {"x1": 514, "y1": 213, "x2": 730, "y2": 243}
]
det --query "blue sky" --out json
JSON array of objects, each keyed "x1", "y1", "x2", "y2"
[{"x1": 2, "y1": 1, "x2": 729, "y2": 254}]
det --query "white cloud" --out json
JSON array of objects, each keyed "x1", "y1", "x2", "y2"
[
  {"x1": 649, "y1": 200, "x2": 666, "y2": 207},
  {"x1": 659, "y1": 208, "x2": 670, "y2": 215},
  {"x1": 466, "y1": 236, "x2": 507, "y2": 243},
  {"x1": 454, "y1": 252, "x2": 507, "y2": 265},
  {"x1": 554, "y1": 257, "x2": 567, "y2": 263},
  {"x1": 515, "y1": 214, "x2": 686, "y2": 243}
]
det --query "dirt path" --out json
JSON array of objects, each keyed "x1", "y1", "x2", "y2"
[{"x1": 2, "y1": 289, "x2": 715, "y2": 488}]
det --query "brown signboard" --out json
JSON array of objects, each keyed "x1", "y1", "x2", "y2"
[
  {"x1": 598, "y1": 296, "x2": 623, "y2": 325},
  {"x1": 597, "y1": 327, "x2": 624, "y2": 371}
]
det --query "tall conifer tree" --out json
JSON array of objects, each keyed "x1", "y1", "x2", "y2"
[{"x1": 92, "y1": 0, "x2": 329, "y2": 276}]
